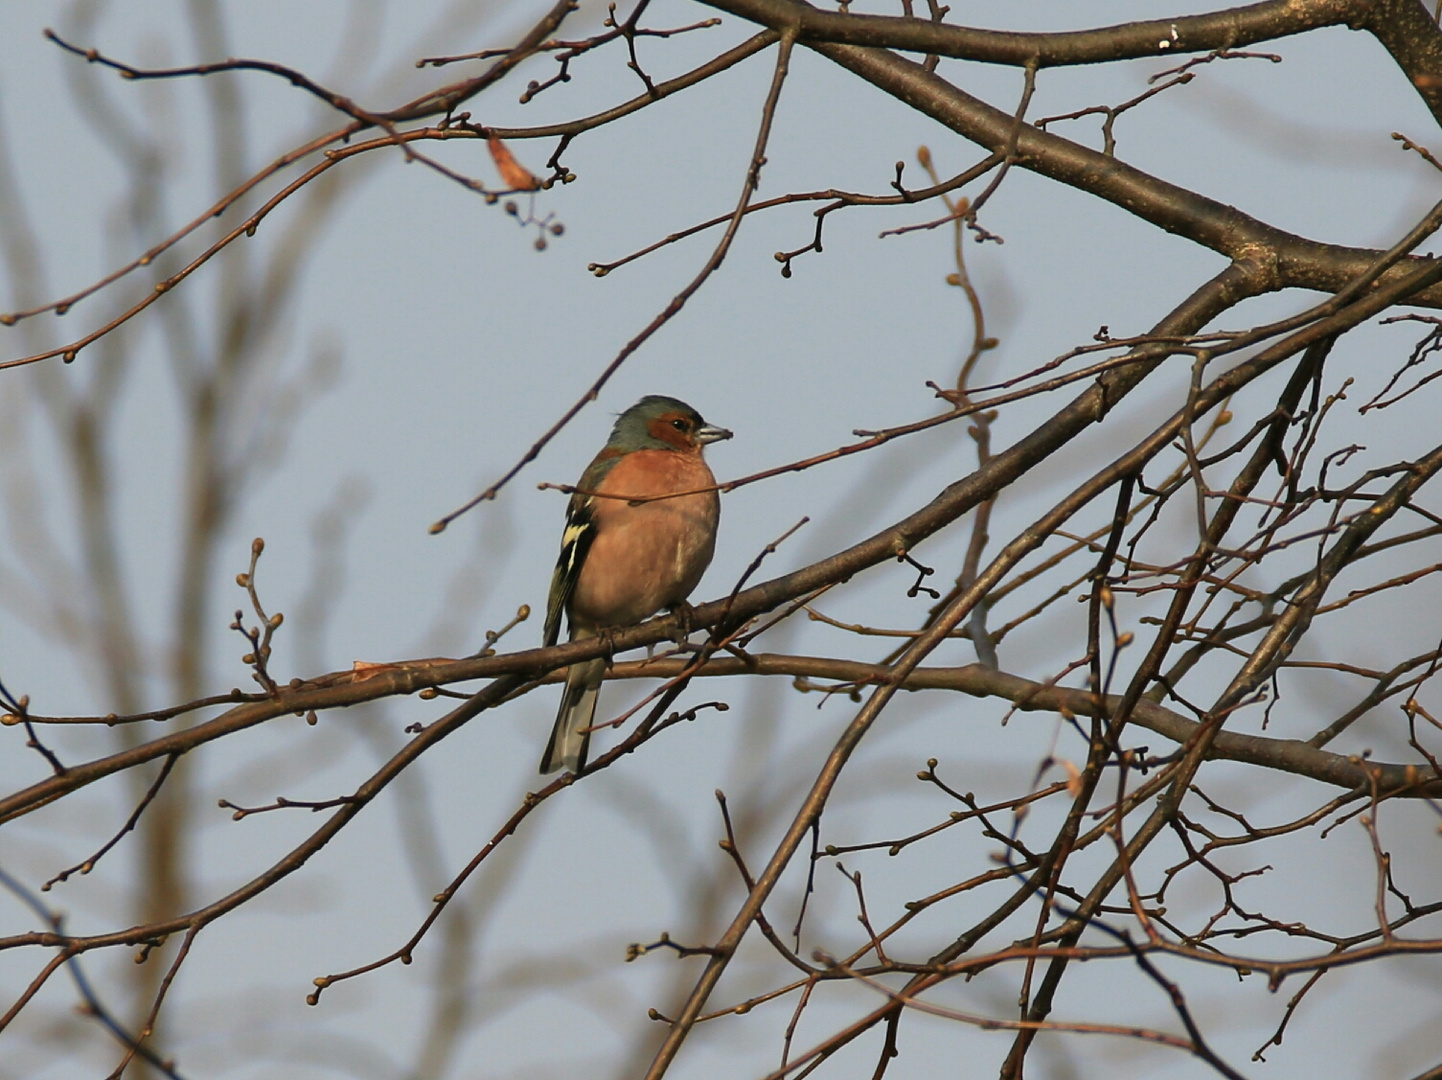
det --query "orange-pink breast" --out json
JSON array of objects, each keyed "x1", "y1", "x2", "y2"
[{"x1": 569, "y1": 449, "x2": 720, "y2": 630}]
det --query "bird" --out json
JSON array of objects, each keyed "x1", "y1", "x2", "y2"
[{"x1": 540, "y1": 395, "x2": 732, "y2": 775}]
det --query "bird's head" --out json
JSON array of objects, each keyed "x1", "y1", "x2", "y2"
[{"x1": 608, "y1": 395, "x2": 732, "y2": 455}]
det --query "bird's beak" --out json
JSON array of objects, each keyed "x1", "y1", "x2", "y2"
[{"x1": 696, "y1": 424, "x2": 732, "y2": 445}]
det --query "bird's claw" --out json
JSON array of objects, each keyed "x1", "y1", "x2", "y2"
[{"x1": 670, "y1": 601, "x2": 698, "y2": 646}]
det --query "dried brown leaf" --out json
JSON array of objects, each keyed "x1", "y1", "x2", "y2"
[{"x1": 488, "y1": 136, "x2": 540, "y2": 191}]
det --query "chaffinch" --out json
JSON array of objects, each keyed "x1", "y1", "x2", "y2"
[{"x1": 539, "y1": 395, "x2": 732, "y2": 774}]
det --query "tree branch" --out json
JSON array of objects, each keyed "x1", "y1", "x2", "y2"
[{"x1": 699, "y1": 0, "x2": 1362, "y2": 69}]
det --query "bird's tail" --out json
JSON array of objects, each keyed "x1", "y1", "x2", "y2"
[{"x1": 540, "y1": 655, "x2": 605, "y2": 774}]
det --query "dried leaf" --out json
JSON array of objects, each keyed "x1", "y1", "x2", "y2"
[
  {"x1": 488, "y1": 136, "x2": 540, "y2": 191},
  {"x1": 1061, "y1": 759, "x2": 1083, "y2": 798},
  {"x1": 350, "y1": 660, "x2": 392, "y2": 683}
]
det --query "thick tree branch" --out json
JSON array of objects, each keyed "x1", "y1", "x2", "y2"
[
  {"x1": 703, "y1": 0, "x2": 1442, "y2": 307},
  {"x1": 601, "y1": 655, "x2": 1442, "y2": 797},
  {"x1": 1362, "y1": 0, "x2": 1442, "y2": 127},
  {"x1": 701, "y1": 0, "x2": 1361, "y2": 69}
]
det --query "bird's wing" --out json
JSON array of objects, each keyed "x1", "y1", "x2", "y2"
[{"x1": 544, "y1": 490, "x2": 596, "y2": 647}]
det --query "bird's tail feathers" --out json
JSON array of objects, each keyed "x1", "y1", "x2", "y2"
[{"x1": 540, "y1": 656, "x2": 605, "y2": 774}]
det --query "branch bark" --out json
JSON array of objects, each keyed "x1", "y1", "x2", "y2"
[{"x1": 702, "y1": 0, "x2": 1361, "y2": 68}]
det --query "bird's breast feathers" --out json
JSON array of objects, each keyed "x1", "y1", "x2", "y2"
[{"x1": 568, "y1": 449, "x2": 720, "y2": 629}]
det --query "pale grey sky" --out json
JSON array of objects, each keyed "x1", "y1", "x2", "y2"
[{"x1": 1, "y1": 2, "x2": 1439, "y2": 1078}]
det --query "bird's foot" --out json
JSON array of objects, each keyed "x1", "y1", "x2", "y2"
[
  {"x1": 597, "y1": 626, "x2": 621, "y2": 667},
  {"x1": 670, "y1": 601, "x2": 698, "y2": 646}
]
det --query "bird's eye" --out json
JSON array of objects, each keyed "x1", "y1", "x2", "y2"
[{"x1": 671, "y1": 419, "x2": 688, "y2": 431}]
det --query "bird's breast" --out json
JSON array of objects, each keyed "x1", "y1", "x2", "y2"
[{"x1": 568, "y1": 450, "x2": 720, "y2": 630}]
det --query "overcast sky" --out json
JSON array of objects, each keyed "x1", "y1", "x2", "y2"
[{"x1": 1, "y1": 2, "x2": 1440, "y2": 1078}]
